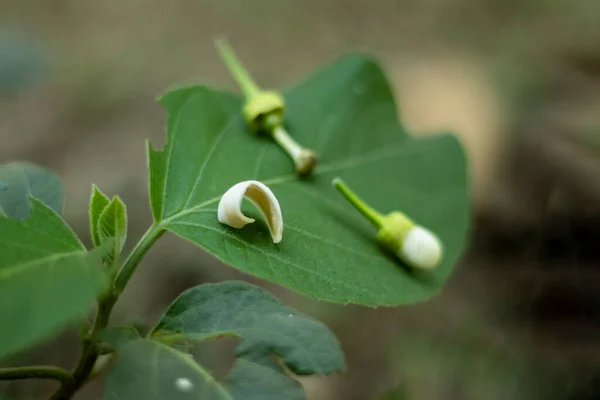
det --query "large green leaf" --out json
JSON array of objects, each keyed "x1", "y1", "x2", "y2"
[
  {"x1": 152, "y1": 281, "x2": 344, "y2": 375},
  {"x1": 0, "y1": 162, "x2": 64, "y2": 219},
  {"x1": 148, "y1": 55, "x2": 469, "y2": 306},
  {"x1": 103, "y1": 339, "x2": 305, "y2": 400},
  {"x1": 104, "y1": 281, "x2": 343, "y2": 399},
  {"x1": 0, "y1": 198, "x2": 107, "y2": 358}
]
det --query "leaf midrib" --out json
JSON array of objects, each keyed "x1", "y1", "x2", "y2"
[{"x1": 159, "y1": 139, "x2": 429, "y2": 226}]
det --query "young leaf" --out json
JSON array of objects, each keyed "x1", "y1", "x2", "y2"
[
  {"x1": 147, "y1": 55, "x2": 469, "y2": 306},
  {"x1": 97, "y1": 195, "x2": 128, "y2": 261},
  {"x1": 104, "y1": 281, "x2": 341, "y2": 399},
  {"x1": 0, "y1": 198, "x2": 108, "y2": 358},
  {"x1": 0, "y1": 162, "x2": 64, "y2": 219},
  {"x1": 89, "y1": 184, "x2": 110, "y2": 246}
]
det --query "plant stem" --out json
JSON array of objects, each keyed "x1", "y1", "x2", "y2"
[
  {"x1": 215, "y1": 38, "x2": 261, "y2": 99},
  {"x1": 49, "y1": 225, "x2": 164, "y2": 400},
  {"x1": 272, "y1": 126, "x2": 304, "y2": 161},
  {"x1": 114, "y1": 225, "x2": 164, "y2": 294},
  {"x1": 0, "y1": 366, "x2": 73, "y2": 384},
  {"x1": 332, "y1": 178, "x2": 384, "y2": 228}
]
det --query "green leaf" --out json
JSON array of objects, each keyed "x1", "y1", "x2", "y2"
[
  {"x1": 0, "y1": 162, "x2": 64, "y2": 219},
  {"x1": 0, "y1": 198, "x2": 108, "y2": 358},
  {"x1": 103, "y1": 339, "x2": 305, "y2": 400},
  {"x1": 89, "y1": 184, "x2": 110, "y2": 246},
  {"x1": 148, "y1": 55, "x2": 469, "y2": 306},
  {"x1": 152, "y1": 281, "x2": 344, "y2": 375},
  {"x1": 97, "y1": 195, "x2": 127, "y2": 261},
  {"x1": 104, "y1": 281, "x2": 342, "y2": 399}
]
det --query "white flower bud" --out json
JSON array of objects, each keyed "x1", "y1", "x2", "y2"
[
  {"x1": 217, "y1": 180, "x2": 283, "y2": 243},
  {"x1": 397, "y1": 226, "x2": 443, "y2": 270}
]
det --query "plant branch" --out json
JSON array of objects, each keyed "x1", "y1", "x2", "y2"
[
  {"x1": 49, "y1": 224, "x2": 164, "y2": 400},
  {"x1": 114, "y1": 224, "x2": 164, "y2": 294},
  {"x1": 0, "y1": 366, "x2": 73, "y2": 384}
]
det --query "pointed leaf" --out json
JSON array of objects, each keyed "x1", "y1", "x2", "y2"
[
  {"x1": 0, "y1": 162, "x2": 64, "y2": 219},
  {"x1": 0, "y1": 198, "x2": 108, "y2": 358},
  {"x1": 89, "y1": 184, "x2": 110, "y2": 246},
  {"x1": 103, "y1": 339, "x2": 305, "y2": 400},
  {"x1": 148, "y1": 55, "x2": 469, "y2": 306},
  {"x1": 97, "y1": 196, "x2": 127, "y2": 261}
]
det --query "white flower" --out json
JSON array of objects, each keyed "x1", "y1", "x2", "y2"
[
  {"x1": 398, "y1": 226, "x2": 443, "y2": 270},
  {"x1": 217, "y1": 180, "x2": 283, "y2": 243}
]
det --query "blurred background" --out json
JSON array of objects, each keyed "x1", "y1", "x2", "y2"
[{"x1": 1, "y1": 0, "x2": 600, "y2": 399}]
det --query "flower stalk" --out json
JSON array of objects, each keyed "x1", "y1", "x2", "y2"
[
  {"x1": 215, "y1": 39, "x2": 318, "y2": 176},
  {"x1": 333, "y1": 178, "x2": 443, "y2": 270}
]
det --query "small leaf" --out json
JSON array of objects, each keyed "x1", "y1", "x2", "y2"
[
  {"x1": 0, "y1": 198, "x2": 108, "y2": 358},
  {"x1": 147, "y1": 54, "x2": 469, "y2": 306},
  {"x1": 89, "y1": 184, "x2": 110, "y2": 247},
  {"x1": 97, "y1": 196, "x2": 128, "y2": 261},
  {"x1": 0, "y1": 162, "x2": 64, "y2": 219},
  {"x1": 104, "y1": 281, "x2": 343, "y2": 399}
]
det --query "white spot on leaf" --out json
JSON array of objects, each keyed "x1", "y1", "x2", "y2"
[{"x1": 175, "y1": 377, "x2": 193, "y2": 392}]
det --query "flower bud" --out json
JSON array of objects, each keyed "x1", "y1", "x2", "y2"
[
  {"x1": 215, "y1": 39, "x2": 318, "y2": 176},
  {"x1": 333, "y1": 178, "x2": 443, "y2": 270}
]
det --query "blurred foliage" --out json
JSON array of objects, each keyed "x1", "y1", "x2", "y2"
[{"x1": 0, "y1": 29, "x2": 47, "y2": 95}]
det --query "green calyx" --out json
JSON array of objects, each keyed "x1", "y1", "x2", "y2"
[
  {"x1": 215, "y1": 38, "x2": 285, "y2": 133},
  {"x1": 243, "y1": 91, "x2": 285, "y2": 133},
  {"x1": 375, "y1": 212, "x2": 415, "y2": 253},
  {"x1": 332, "y1": 178, "x2": 415, "y2": 253},
  {"x1": 215, "y1": 38, "x2": 318, "y2": 176}
]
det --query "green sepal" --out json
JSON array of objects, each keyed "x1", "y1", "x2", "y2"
[
  {"x1": 243, "y1": 91, "x2": 286, "y2": 133},
  {"x1": 376, "y1": 212, "x2": 416, "y2": 253}
]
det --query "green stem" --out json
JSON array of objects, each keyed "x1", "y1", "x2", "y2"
[
  {"x1": 332, "y1": 178, "x2": 384, "y2": 228},
  {"x1": 114, "y1": 225, "x2": 164, "y2": 294},
  {"x1": 215, "y1": 38, "x2": 261, "y2": 99},
  {"x1": 272, "y1": 126, "x2": 304, "y2": 161},
  {"x1": 49, "y1": 225, "x2": 164, "y2": 400},
  {"x1": 0, "y1": 366, "x2": 73, "y2": 384}
]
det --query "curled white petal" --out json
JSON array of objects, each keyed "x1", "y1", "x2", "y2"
[
  {"x1": 398, "y1": 226, "x2": 442, "y2": 270},
  {"x1": 217, "y1": 180, "x2": 283, "y2": 243}
]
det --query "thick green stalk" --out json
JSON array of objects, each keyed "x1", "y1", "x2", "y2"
[
  {"x1": 49, "y1": 225, "x2": 164, "y2": 400},
  {"x1": 114, "y1": 225, "x2": 164, "y2": 294}
]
